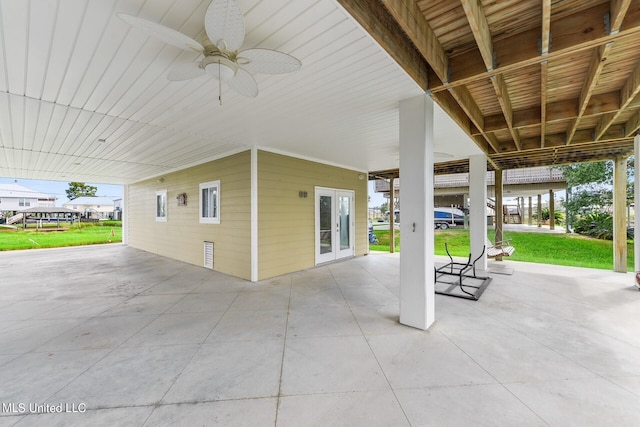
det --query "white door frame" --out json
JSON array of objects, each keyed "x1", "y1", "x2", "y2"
[{"x1": 315, "y1": 187, "x2": 355, "y2": 265}]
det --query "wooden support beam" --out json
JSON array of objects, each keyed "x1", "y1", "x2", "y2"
[
  {"x1": 336, "y1": 0, "x2": 431, "y2": 89},
  {"x1": 447, "y1": 85, "x2": 501, "y2": 153},
  {"x1": 378, "y1": 0, "x2": 448, "y2": 83},
  {"x1": 567, "y1": 44, "x2": 613, "y2": 144},
  {"x1": 491, "y1": 74, "x2": 520, "y2": 150},
  {"x1": 596, "y1": 59, "x2": 640, "y2": 140},
  {"x1": 475, "y1": 91, "x2": 620, "y2": 136},
  {"x1": 625, "y1": 110, "x2": 640, "y2": 137},
  {"x1": 494, "y1": 169, "x2": 504, "y2": 261},
  {"x1": 541, "y1": 0, "x2": 551, "y2": 55},
  {"x1": 610, "y1": 0, "x2": 632, "y2": 33},
  {"x1": 549, "y1": 189, "x2": 555, "y2": 230},
  {"x1": 540, "y1": 61, "x2": 548, "y2": 147},
  {"x1": 461, "y1": 0, "x2": 494, "y2": 70},
  {"x1": 613, "y1": 155, "x2": 628, "y2": 272},
  {"x1": 537, "y1": 194, "x2": 542, "y2": 228},
  {"x1": 430, "y1": 3, "x2": 640, "y2": 92}
]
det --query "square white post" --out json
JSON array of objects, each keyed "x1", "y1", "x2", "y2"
[
  {"x1": 399, "y1": 94, "x2": 434, "y2": 330},
  {"x1": 469, "y1": 154, "x2": 488, "y2": 271},
  {"x1": 122, "y1": 184, "x2": 129, "y2": 246},
  {"x1": 635, "y1": 135, "x2": 640, "y2": 272}
]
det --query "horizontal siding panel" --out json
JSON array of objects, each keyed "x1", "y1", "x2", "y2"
[
  {"x1": 128, "y1": 150, "x2": 251, "y2": 279},
  {"x1": 257, "y1": 150, "x2": 367, "y2": 280}
]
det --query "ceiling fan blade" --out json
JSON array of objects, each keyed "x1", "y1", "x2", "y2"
[
  {"x1": 225, "y1": 67, "x2": 258, "y2": 98},
  {"x1": 167, "y1": 62, "x2": 205, "y2": 81},
  {"x1": 238, "y1": 48, "x2": 302, "y2": 74},
  {"x1": 205, "y1": 0, "x2": 245, "y2": 51},
  {"x1": 117, "y1": 13, "x2": 203, "y2": 52}
]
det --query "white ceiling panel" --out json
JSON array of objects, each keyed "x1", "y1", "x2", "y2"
[{"x1": 0, "y1": 0, "x2": 480, "y2": 184}]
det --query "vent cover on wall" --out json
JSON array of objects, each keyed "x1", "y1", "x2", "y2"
[{"x1": 204, "y1": 241, "x2": 214, "y2": 269}]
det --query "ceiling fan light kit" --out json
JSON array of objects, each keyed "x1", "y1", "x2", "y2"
[
  {"x1": 202, "y1": 56, "x2": 237, "y2": 81},
  {"x1": 117, "y1": 0, "x2": 301, "y2": 100}
]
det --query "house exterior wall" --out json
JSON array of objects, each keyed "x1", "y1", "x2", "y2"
[
  {"x1": 127, "y1": 151, "x2": 252, "y2": 280},
  {"x1": 63, "y1": 203, "x2": 114, "y2": 218},
  {"x1": 0, "y1": 197, "x2": 38, "y2": 210},
  {"x1": 257, "y1": 150, "x2": 368, "y2": 280}
]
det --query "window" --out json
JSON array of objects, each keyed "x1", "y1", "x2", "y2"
[
  {"x1": 19, "y1": 198, "x2": 31, "y2": 207},
  {"x1": 199, "y1": 180, "x2": 220, "y2": 224},
  {"x1": 156, "y1": 190, "x2": 167, "y2": 222}
]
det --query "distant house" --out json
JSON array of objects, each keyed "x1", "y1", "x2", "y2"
[
  {"x1": 63, "y1": 196, "x2": 116, "y2": 219},
  {"x1": 0, "y1": 183, "x2": 56, "y2": 216}
]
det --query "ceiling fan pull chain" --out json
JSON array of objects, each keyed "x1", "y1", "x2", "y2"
[{"x1": 218, "y1": 60, "x2": 223, "y2": 105}]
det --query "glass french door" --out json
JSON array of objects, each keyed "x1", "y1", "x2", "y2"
[{"x1": 316, "y1": 188, "x2": 354, "y2": 264}]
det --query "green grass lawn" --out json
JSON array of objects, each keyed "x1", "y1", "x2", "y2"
[
  {"x1": 372, "y1": 228, "x2": 635, "y2": 271},
  {"x1": 0, "y1": 224, "x2": 122, "y2": 251}
]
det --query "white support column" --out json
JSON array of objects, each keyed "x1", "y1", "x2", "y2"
[
  {"x1": 122, "y1": 184, "x2": 129, "y2": 246},
  {"x1": 399, "y1": 94, "x2": 434, "y2": 330},
  {"x1": 636, "y1": 135, "x2": 640, "y2": 274},
  {"x1": 469, "y1": 154, "x2": 488, "y2": 271},
  {"x1": 251, "y1": 146, "x2": 259, "y2": 282}
]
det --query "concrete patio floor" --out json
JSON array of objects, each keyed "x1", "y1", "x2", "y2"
[{"x1": 0, "y1": 245, "x2": 639, "y2": 426}]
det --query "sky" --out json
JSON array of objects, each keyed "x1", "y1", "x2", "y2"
[{"x1": 0, "y1": 178, "x2": 123, "y2": 206}]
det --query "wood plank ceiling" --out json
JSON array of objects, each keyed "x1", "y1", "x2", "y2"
[{"x1": 342, "y1": 0, "x2": 640, "y2": 173}]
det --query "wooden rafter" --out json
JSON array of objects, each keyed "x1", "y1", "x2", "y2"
[
  {"x1": 567, "y1": 44, "x2": 613, "y2": 144},
  {"x1": 340, "y1": 1, "x2": 640, "y2": 174},
  {"x1": 378, "y1": 0, "x2": 448, "y2": 83},
  {"x1": 431, "y1": 3, "x2": 640, "y2": 92},
  {"x1": 460, "y1": 0, "x2": 494, "y2": 71},
  {"x1": 491, "y1": 74, "x2": 520, "y2": 150},
  {"x1": 461, "y1": 0, "x2": 520, "y2": 150},
  {"x1": 541, "y1": 0, "x2": 551, "y2": 55},
  {"x1": 540, "y1": 61, "x2": 547, "y2": 147},
  {"x1": 447, "y1": 85, "x2": 500, "y2": 154},
  {"x1": 610, "y1": 0, "x2": 632, "y2": 34},
  {"x1": 595, "y1": 59, "x2": 640, "y2": 140},
  {"x1": 625, "y1": 110, "x2": 640, "y2": 137}
]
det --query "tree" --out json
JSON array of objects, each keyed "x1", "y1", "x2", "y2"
[
  {"x1": 66, "y1": 182, "x2": 97, "y2": 200},
  {"x1": 380, "y1": 201, "x2": 389, "y2": 215},
  {"x1": 554, "y1": 157, "x2": 634, "y2": 236}
]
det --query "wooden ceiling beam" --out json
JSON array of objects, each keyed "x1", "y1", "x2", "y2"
[
  {"x1": 610, "y1": 0, "x2": 632, "y2": 33},
  {"x1": 431, "y1": 3, "x2": 640, "y2": 92},
  {"x1": 335, "y1": 0, "x2": 430, "y2": 89},
  {"x1": 541, "y1": 0, "x2": 551, "y2": 55},
  {"x1": 460, "y1": 0, "x2": 494, "y2": 71},
  {"x1": 461, "y1": 0, "x2": 520, "y2": 150},
  {"x1": 540, "y1": 61, "x2": 547, "y2": 148},
  {"x1": 378, "y1": 0, "x2": 448, "y2": 83},
  {"x1": 475, "y1": 91, "x2": 620, "y2": 136},
  {"x1": 624, "y1": 110, "x2": 640, "y2": 137},
  {"x1": 491, "y1": 74, "x2": 521, "y2": 150},
  {"x1": 595, "y1": 59, "x2": 640, "y2": 140},
  {"x1": 447, "y1": 85, "x2": 501, "y2": 154},
  {"x1": 567, "y1": 44, "x2": 613, "y2": 144}
]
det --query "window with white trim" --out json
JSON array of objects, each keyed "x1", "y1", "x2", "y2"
[
  {"x1": 199, "y1": 180, "x2": 220, "y2": 224},
  {"x1": 156, "y1": 190, "x2": 167, "y2": 222}
]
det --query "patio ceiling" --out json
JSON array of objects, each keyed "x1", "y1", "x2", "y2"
[
  {"x1": 344, "y1": 0, "x2": 640, "y2": 174},
  {"x1": 0, "y1": 0, "x2": 481, "y2": 185}
]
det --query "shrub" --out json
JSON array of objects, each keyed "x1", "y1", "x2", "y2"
[{"x1": 573, "y1": 212, "x2": 613, "y2": 240}]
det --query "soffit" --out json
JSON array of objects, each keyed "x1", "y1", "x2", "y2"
[{"x1": 0, "y1": 0, "x2": 481, "y2": 184}]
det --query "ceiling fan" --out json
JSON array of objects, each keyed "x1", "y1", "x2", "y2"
[{"x1": 117, "y1": 0, "x2": 302, "y2": 101}]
